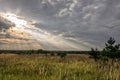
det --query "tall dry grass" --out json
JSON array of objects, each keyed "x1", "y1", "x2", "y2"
[{"x1": 0, "y1": 54, "x2": 120, "y2": 80}]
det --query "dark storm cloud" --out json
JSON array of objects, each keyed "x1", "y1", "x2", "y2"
[
  {"x1": 0, "y1": 16, "x2": 15, "y2": 30},
  {"x1": 0, "y1": 0, "x2": 120, "y2": 50}
]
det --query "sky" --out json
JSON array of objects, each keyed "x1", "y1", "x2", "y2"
[{"x1": 0, "y1": 0, "x2": 120, "y2": 50}]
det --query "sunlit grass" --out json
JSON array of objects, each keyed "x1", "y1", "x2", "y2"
[{"x1": 0, "y1": 54, "x2": 120, "y2": 80}]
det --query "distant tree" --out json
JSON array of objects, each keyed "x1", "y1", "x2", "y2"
[
  {"x1": 26, "y1": 50, "x2": 34, "y2": 55},
  {"x1": 37, "y1": 49, "x2": 43, "y2": 54}
]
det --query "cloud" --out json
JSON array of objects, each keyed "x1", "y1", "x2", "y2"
[
  {"x1": 0, "y1": 15, "x2": 15, "y2": 31},
  {"x1": 0, "y1": 0, "x2": 120, "y2": 50}
]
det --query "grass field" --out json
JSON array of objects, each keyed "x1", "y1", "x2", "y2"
[{"x1": 0, "y1": 54, "x2": 120, "y2": 80}]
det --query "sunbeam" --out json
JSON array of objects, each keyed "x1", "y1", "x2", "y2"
[{"x1": 0, "y1": 12, "x2": 89, "y2": 50}]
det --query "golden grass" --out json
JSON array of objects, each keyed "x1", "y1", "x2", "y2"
[{"x1": 0, "y1": 53, "x2": 120, "y2": 80}]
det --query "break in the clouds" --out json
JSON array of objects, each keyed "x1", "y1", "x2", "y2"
[{"x1": 0, "y1": 0, "x2": 120, "y2": 50}]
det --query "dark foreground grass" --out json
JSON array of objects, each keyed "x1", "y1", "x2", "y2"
[{"x1": 0, "y1": 54, "x2": 120, "y2": 80}]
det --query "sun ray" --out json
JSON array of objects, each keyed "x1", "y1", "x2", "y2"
[{"x1": 0, "y1": 12, "x2": 90, "y2": 50}]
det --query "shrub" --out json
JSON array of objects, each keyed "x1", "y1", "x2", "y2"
[
  {"x1": 57, "y1": 52, "x2": 67, "y2": 58},
  {"x1": 89, "y1": 48, "x2": 100, "y2": 61},
  {"x1": 50, "y1": 53, "x2": 55, "y2": 56}
]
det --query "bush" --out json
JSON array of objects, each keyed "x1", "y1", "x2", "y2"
[
  {"x1": 89, "y1": 48, "x2": 100, "y2": 61},
  {"x1": 50, "y1": 53, "x2": 55, "y2": 56},
  {"x1": 57, "y1": 52, "x2": 67, "y2": 58}
]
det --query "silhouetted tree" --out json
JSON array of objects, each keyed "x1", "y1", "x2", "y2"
[
  {"x1": 103, "y1": 37, "x2": 120, "y2": 59},
  {"x1": 104, "y1": 37, "x2": 120, "y2": 52},
  {"x1": 90, "y1": 37, "x2": 120, "y2": 62}
]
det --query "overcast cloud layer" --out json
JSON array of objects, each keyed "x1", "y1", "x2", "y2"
[{"x1": 0, "y1": 0, "x2": 120, "y2": 50}]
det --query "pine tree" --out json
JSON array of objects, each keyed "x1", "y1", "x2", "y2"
[
  {"x1": 103, "y1": 37, "x2": 120, "y2": 59},
  {"x1": 104, "y1": 37, "x2": 120, "y2": 52}
]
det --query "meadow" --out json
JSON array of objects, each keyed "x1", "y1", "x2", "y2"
[{"x1": 0, "y1": 53, "x2": 120, "y2": 80}]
